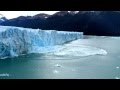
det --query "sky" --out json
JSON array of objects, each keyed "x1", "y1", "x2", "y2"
[{"x1": 0, "y1": 11, "x2": 59, "y2": 19}]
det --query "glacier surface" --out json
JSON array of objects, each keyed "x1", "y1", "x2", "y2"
[{"x1": 0, "y1": 26, "x2": 83, "y2": 58}]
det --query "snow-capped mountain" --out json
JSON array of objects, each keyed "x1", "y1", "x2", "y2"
[
  {"x1": 1, "y1": 11, "x2": 120, "y2": 36},
  {"x1": 0, "y1": 14, "x2": 7, "y2": 23},
  {"x1": 68, "y1": 11, "x2": 79, "y2": 15},
  {"x1": 32, "y1": 13, "x2": 50, "y2": 19}
]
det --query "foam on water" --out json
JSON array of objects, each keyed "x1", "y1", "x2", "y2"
[
  {"x1": 48, "y1": 45, "x2": 107, "y2": 57},
  {"x1": 47, "y1": 39, "x2": 107, "y2": 57}
]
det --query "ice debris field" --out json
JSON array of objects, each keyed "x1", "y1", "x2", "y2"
[{"x1": 0, "y1": 26, "x2": 107, "y2": 59}]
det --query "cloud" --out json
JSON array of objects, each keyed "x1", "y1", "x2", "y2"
[{"x1": 0, "y1": 11, "x2": 59, "y2": 19}]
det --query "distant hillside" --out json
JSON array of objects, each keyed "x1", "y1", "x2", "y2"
[{"x1": 1, "y1": 11, "x2": 120, "y2": 36}]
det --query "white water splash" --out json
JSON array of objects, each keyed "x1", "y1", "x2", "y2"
[
  {"x1": 55, "y1": 64, "x2": 62, "y2": 67},
  {"x1": 53, "y1": 70, "x2": 59, "y2": 74},
  {"x1": 116, "y1": 67, "x2": 119, "y2": 69},
  {"x1": 48, "y1": 40, "x2": 107, "y2": 57},
  {"x1": 115, "y1": 77, "x2": 120, "y2": 79}
]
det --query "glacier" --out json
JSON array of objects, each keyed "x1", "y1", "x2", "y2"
[{"x1": 0, "y1": 26, "x2": 83, "y2": 59}]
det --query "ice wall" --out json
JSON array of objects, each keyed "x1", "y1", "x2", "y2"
[{"x1": 0, "y1": 26, "x2": 83, "y2": 58}]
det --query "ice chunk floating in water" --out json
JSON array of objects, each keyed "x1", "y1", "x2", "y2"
[{"x1": 0, "y1": 26, "x2": 83, "y2": 59}]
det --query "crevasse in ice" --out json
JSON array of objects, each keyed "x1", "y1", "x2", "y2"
[{"x1": 0, "y1": 26, "x2": 83, "y2": 58}]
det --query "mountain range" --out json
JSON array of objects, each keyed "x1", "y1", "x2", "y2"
[
  {"x1": 0, "y1": 14, "x2": 7, "y2": 23},
  {"x1": 1, "y1": 11, "x2": 120, "y2": 36}
]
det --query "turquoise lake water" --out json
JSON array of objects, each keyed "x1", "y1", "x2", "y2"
[{"x1": 0, "y1": 35, "x2": 120, "y2": 79}]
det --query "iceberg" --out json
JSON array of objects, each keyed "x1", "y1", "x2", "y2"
[{"x1": 0, "y1": 26, "x2": 83, "y2": 58}]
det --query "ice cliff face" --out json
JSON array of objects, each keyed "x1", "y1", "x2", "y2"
[{"x1": 0, "y1": 26, "x2": 83, "y2": 59}]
